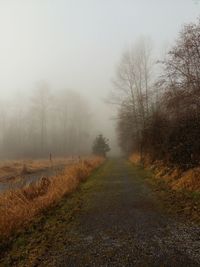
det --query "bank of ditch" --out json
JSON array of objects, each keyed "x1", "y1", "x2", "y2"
[
  {"x1": 0, "y1": 156, "x2": 104, "y2": 238},
  {"x1": 130, "y1": 154, "x2": 200, "y2": 224}
]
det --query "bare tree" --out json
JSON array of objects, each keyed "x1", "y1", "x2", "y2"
[
  {"x1": 32, "y1": 81, "x2": 51, "y2": 155},
  {"x1": 0, "y1": 85, "x2": 94, "y2": 159},
  {"x1": 111, "y1": 37, "x2": 154, "y2": 155},
  {"x1": 139, "y1": 18, "x2": 200, "y2": 168}
]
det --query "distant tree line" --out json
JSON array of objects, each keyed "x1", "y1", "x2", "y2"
[
  {"x1": 0, "y1": 83, "x2": 92, "y2": 158},
  {"x1": 113, "y1": 18, "x2": 200, "y2": 169}
]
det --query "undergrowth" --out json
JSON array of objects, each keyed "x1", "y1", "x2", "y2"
[{"x1": 0, "y1": 157, "x2": 104, "y2": 237}]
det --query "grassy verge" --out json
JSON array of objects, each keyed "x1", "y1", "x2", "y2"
[
  {"x1": 129, "y1": 154, "x2": 200, "y2": 223},
  {"x1": 0, "y1": 159, "x2": 107, "y2": 267},
  {"x1": 0, "y1": 157, "x2": 104, "y2": 238},
  {"x1": 149, "y1": 177, "x2": 200, "y2": 223}
]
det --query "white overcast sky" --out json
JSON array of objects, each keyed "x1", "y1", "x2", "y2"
[
  {"x1": 0, "y1": 0, "x2": 199, "y2": 152},
  {"x1": 0, "y1": 0, "x2": 199, "y2": 99}
]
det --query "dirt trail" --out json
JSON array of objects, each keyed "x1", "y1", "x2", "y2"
[{"x1": 1, "y1": 159, "x2": 200, "y2": 267}]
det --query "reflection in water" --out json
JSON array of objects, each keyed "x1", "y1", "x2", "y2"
[{"x1": 0, "y1": 166, "x2": 64, "y2": 193}]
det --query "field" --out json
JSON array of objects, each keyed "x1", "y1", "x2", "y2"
[
  {"x1": 0, "y1": 157, "x2": 76, "y2": 182},
  {"x1": 0, "y1": 156, "x2": 104, "y2": 237}
]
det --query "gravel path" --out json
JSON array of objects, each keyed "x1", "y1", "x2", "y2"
[{"x1": 39, "y1": 159, "x2": 200, "y2": 267}]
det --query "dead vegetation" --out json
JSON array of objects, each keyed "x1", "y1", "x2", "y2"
[
  {"x1": 0, "y1": 156, "x2": 104, "y2": 237},
  {"x1": 0, "y1": 157, "x2": 76, "y2": 182},
  {"x1": 115, "y1": 19, "x2": 200, "y2": 187},
  {"x1": 149, "y1": 162, "x2": 200, "y2": 193},
  {"x1": 130, "y1": 153, "x2": 200, "y2": 192},
  {"x1": 129, "y1": 153, "x2": 200, "y2": 223}
]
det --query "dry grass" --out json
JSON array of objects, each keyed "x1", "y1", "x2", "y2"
[
  {"x1": 0, "y1": 157, "x2": 78, "y2": 182},
  {"x1": 171, "y1": 168, "x2": 200, "y2": 191},
  {"x1": 129, "y1": 153, "x2": 200, "y2": 223},
  {"x1": 0, "y1": 156, "x2": 104, "y2": 237},
  {"x1": 129, "y1": 153, "x2": 200, "y2": 192},
  {"x1": 129, "y1": 153, "x2": 141, "y2": 165},
  {"x1": 150, "y1": 162, "x2": 200, "y2": 192}
]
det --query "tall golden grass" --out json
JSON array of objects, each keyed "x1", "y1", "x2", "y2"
[
  {"x1": 130, "y1": 153, "x2": 200, "y2": 192},
  {"x1": 0, "y1": 157, "x2": 104, "y2": 237},
  {"x1": 129, "y1": 153, "x2": 141, "y2": 165},
  {"x1": 0, "y1": 157, "x2": 76, "y2": 181}
]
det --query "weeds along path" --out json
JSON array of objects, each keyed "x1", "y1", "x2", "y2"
[{"x1": 1, "y1": 159, "x2": 200, "y2": 266}]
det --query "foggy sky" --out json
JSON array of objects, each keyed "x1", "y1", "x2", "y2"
[{"x1": 0, "y1": 0, "x2": 199, "y2": 154}]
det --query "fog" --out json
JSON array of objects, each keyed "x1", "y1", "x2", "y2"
[{"x1": 0, "y1": 0, "x2": 199, "y2": 158}]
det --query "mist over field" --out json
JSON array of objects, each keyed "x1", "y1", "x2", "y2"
[
  {"x1": 2, "y1": 1, "x2": 200, "y2": 266},
  {"x1": 0, "y1": 0, "x2": 199, "y2": 158}
]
